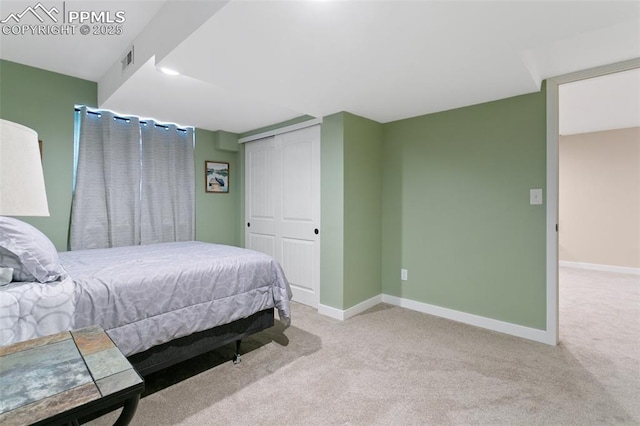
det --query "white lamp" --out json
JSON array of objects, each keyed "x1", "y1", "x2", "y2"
[{"x1": 0, "y1": 119, "x2": 50, "y2": 216}]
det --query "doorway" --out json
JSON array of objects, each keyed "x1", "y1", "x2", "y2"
[{"x1": 545, "y1": 58, "x2": 640, "y2": 345}]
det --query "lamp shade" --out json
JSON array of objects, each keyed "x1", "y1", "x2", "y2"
[{"x1": 0, "y1": 119, "x2": 50, "y2": 216}]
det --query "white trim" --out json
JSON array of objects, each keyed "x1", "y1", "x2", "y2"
[
  {"x1": 559, "y1": 261, "x2": 640, "y2": 276},
  {"x1": 318, "y1": 295, "x2": 383, "y2": 321},
  {"x1": 238, "y1": 118, "x2": 323, "y2": 143},
  {"x1": 381, "y1": 295, "x2": 549, "y2": 344},
  {"x1": 344, "y1": 295, "x2": 382, "y2": 319},
  {"x1": 546, "y1": 57, "x2": 640, "y2": 347},
  {"x1": 546, "y1": 80, "x2": 560, "y2": 345},
  {"x1": 318, "y1": 303, "x2": 345, "y2": 320},
  {"x1": 320, "y1": 293, "x2": 560, "y2": 344}
]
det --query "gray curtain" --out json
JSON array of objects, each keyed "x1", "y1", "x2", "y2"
[
  {"x1": 70, "y1": 108, "x2": 195, "y2": 250},
  {"x1": 140, "y1": 121, "x2": 195, "y2": 244},
  {"x1": 70, "y1": 107, "x2": 141, "y2": 250}
]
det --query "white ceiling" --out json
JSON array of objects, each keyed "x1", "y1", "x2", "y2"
[
  {"x1": 1, "y1": 1, "x2": 639, "y2": 134},
  {"x1": 0, "y1": 1, "x2": 165, "y2": 81},
  {"x1": 559, "y1": 68, "x2": 640, "y2": 135}
]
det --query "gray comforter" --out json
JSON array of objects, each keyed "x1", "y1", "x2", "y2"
[{"x1": 59, "y1": 241, "x2": 291, "y2": 356}]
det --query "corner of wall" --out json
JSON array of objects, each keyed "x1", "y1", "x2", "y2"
[
  {"x1": 0, "y1": 60, "x2": 97, "y2": 251},
  {"x1": 342, "y1": 113, "x2": 384, "y2": 308},
  {"x1": 213, "y1": 130, "x2": 239, "y2": 152},
  {"x1": 194, "y1": 128, "x2": 240, "y2": 247},
  {"x1": 319, "y1": 113, "x2": 345, "y2": 309}
]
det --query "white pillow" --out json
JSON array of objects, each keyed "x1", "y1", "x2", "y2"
[{"x1": 0, "y1": 217, "x2": 66, "y2": 283}]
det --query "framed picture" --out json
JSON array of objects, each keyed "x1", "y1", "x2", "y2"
[{"x1": 205, "y1": 161, "x2": 229, "y2": 193}]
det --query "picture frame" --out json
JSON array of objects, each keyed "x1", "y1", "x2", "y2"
[{"x1": 205, "y1": 161, "x2": 229, "y2": 193}]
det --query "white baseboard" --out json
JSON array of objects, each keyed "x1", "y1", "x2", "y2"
[
  {"x1": 319, "y1": 293, "x2": 552, "y2": 345},
  {"x1": 559, "y1": 261, "x2": 640, "y2": 275},
  {"x1": 381, "y1": 294, "x2": 551, "y2": 345},
  {"x1": 317, "y1": 304, "x2": 344, "y2": 320},
  {"x1": 318, "y1": 294, "x2": 383, "y2": 321}
]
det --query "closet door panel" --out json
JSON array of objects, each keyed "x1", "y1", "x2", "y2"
[
  {"x1": 245, "y1": 125, "x2": 320, "y2": 308},
  {"x1": 245, "y1": 136, "x2": 279, "y2": 255}
]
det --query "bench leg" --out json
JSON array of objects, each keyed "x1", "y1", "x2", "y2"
[{"x1": 114, "y1": 394, "x2": 140, "y2": 426}]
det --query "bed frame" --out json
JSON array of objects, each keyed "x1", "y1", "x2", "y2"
[
  {"x1": 76, "y1": 310, "x2": 275, "y2": 424},
  {"x1": 127, "y1": 308, "x2": 275, "y2": 376}
]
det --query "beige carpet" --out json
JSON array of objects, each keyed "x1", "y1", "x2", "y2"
[{"x1": 87, "y1": 267, "x2": 640, "y2": 425}]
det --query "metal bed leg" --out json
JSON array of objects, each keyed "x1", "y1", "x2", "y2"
[{"x1": 233, "y1": 339, "x2": 242, "y2": 364}]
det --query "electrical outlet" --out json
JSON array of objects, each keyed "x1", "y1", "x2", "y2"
[{"x1": 401, "y1": 269, "x2": 408, "y2": 281}]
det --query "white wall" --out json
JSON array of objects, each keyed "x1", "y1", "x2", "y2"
[{"x1": 559, "y1": 127, "x2": 640, "y2": 269}]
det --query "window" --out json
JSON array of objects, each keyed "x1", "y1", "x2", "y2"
[{"x1": 69, "y1": 106, "x2": 195, "y2": 250}]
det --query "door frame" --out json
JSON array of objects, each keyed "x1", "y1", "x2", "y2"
[
  {"x1": 238, "y1": 118, "x2": 323, "y2": 144},
  {"x1": 545, "y1": 57, "x2": 640, "y2": 345}
]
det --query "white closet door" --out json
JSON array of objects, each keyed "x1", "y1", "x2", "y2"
[
  {"x1": 245, "y1": 125, "x2": 320, "y2": 307},
  {"x1": 277, "y1": 126, "x2": 321, "y2": 307},
  {"x1": 245, "y1": 136, "x2": 278, "y2": 258}
]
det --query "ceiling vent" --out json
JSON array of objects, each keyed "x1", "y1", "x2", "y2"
[{"x1": 121, "y1": 46, "x2": 134, "y2": 72}]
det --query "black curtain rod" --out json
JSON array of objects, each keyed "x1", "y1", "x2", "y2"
[{"x1": 75, "y1": 108, "x2": 188, "y2": 132}]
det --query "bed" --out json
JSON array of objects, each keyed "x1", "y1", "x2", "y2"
[{"x1": 0, "y1": 217, "x2": 292, "y2": 376}]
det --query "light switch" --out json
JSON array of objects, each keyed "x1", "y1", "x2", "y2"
[{"x1": 530, "y1": 189, "x2": 543, "y2": 205}]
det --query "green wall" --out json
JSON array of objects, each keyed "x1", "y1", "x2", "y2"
[
  {"x1": 320, "y1": 113, "x2": 346, "y2": 308},
  {"x1": 320, "y1": 112, "x2": 383, "y2": 310},
  {"x1": 382, "y1": 90, "x2": 547, "y2": 329},
  {"x1": 2, "y1": 59, "x2": 548, "y2": 330},
  {"x1": 249, "y1": 95, "x2": 547, "y2": 329},
  {"x1": 0, "y1": 60, "x2": 242, "y2": 249},
  {"x1": 195, "y1": 129, "x2": 242, "y2": 247},
  {"x1": 343, "y1": 113, "x2": 383, "y2": 308},
  {"x1": 0, "y1": 60, "x2": 97, "y2": 250}
]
